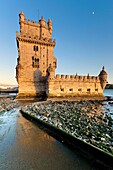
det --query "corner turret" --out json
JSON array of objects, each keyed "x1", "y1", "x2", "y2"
[
  {"x1": 46, "y1": 64, "x2": 55, "y2": 79},
  {"x1": 99, "y1": 66, "x2": 107, "y2": 89},
  {"x1": 48, "y1": 19, "x2": 52, "y2": 34},
  {"x1": 19, "y1": 11, "x2": 25, "y2": 22},
  {"x1": 19, "y1": 11, "x2": 25, "y2": 34},
  {"x1": 40, "y1": 16, "x2": 46, "y2": 26}
]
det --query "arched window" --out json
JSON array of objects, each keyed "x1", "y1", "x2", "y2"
[
  {"x1": 32, "y1": 56, "x2": 39, "y2": 68},
  {"x1": 34, "y1": 45, "x2": 38, "y2": 52}
]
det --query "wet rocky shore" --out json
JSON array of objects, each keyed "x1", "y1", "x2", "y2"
[
  {"x1": 0, "y1": 96, "x2": 113, "y2": 158},
  {"x1": 0, "y1": 97, "x2": 20, "y2": 112},
  {"x1": 21, "y1": 100, "x2": 113, "y2": 156}
]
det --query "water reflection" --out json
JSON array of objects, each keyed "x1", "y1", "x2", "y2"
[{"x1": 0, "y1": 110, "x2": 95, "y2": 170}]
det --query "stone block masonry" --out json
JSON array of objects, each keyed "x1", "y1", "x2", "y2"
[{"x1": 16, "y1": 12, "x2": 107, "y2": 100}]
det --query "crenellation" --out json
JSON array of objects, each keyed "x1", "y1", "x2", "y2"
[
  {"x1": 61, "y1": 75, "x2": 65, "y2": 79},
  {"x1": 78, "y1": 76, "x2": 83, "y2": 81},
  {"x1": 50, "y1": 74, "x2": 104, "y2": 84},
  {"x1": 83, "y1": 76, "x2": 87, "y2": 81},
  {"x1": 91, "y1": 76, "x2": 95, "y2": 79},
  {"x1": 65, "y1": 75, "x2": 69, "y2": 79},
  {"x1": 55, "y1": 74, "x2": 60, "y2": 79},
  {"x1": 70, "y1": 75, "x2": 74, "y2": 79}
]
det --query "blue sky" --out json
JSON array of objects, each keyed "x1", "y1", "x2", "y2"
[{"x1": 0, "y1": 0, "x2": 113, "y2": 85}]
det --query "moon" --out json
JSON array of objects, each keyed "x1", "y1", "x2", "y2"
[{"x1": 92, "y1": 11, "x2": 95, "y2": 15}]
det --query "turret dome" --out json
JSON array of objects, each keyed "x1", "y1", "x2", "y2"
[
  {"x1": 99, "y1": 66, "x2": 107, "y2": 76},
  {"x1": 99, "y1": 66, "x2": 107, "y2": 89}
]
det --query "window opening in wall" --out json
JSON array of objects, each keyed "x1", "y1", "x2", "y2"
[
  {"x1": 32, "y1": 56, "x2": 39, "y2": 68},
  {"x1": 34, "y1": 45, "x2": 38, "y2": 51},
  {"x1": 69, "y1": 88, "x2": 73, "y2": 92},
  {"x1": 78, "y1": 88, "x2": 82, "y2": 92},
  {"x1": 87, "y1": 88, "x2": 91, "y2": 92},
  {"x1": 95, "y1": 89, "x2": 98, "y2": 92},
  {"x1": 61, "y1": 88, "x2": 64, "y2": 92}
]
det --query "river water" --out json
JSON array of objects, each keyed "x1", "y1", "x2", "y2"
[{"x1": 0, "y1": 90, "x2": 113, "y2": 170}]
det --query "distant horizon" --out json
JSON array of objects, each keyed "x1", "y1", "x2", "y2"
[
  {"x1": 0, "y1": 0, "x2": 113, "y2": 84},
  {"x1": 0, "y1": 83, "x2": 18, "y2": 87}
]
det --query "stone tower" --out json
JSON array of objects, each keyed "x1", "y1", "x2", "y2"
[{"x1": 16, "y1": 12, "x2": 57, "y2": 99}]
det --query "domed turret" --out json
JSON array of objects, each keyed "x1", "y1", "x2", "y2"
[{"x1": 99, "y1": 66, "x2": 107, "y2": 89}]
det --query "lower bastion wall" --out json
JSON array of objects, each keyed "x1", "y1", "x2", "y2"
[
  {"x1": 16, "y1": 78, "x2": 47, "y2": 99},
  {"x1": 48, "y1": 74, "x2": 103, "y2": 97}
]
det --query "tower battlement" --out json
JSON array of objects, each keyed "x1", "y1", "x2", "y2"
[{"x1": 18, "y1": 11, "x2": 53, "y2": 42}]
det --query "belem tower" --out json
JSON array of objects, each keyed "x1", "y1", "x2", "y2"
[{"x1": 16, "y1": 12, "x2": 107, "y2": 100}]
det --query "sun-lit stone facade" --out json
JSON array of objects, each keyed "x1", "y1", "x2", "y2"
[{"x1": 16, "y1": 12, "x2": 107, "y2": 100}]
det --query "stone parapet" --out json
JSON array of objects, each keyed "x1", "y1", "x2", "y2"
[
  {"x1": 16, "y1": 35, "x2": 56, "y2": 46},
  {"x1": 54, "y1": 74, "x2": 100, "y2": 82}
]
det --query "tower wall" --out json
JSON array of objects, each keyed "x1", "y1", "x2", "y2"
[{"x1": 16, "y1": 12, "x2": 56, "y2": 99}]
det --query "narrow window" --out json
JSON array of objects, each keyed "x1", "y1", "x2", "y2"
[
  {"x1": 34, "y1": 45, "x2": 38, "y2": 51},
  {"x1": 69, "y1": 88, "x2": 73, "y2": 92},
  {"x1": 32, "y1": 56, "x2": 39, "y2": 68},
  {"x1": 87, "y1": 88, "x2": 91, "y2": 92},
  {"x1": 61, "y1": 88, "x2": 64, "y2": 92},
  {"x1": 78, "y1": 88, "x2": 82, "y2": 92},
  {"x1": 95, "y1": 89, "x2": 98, "y2": 92},
  {"x1": 32, "y1": 62, "x2": 34, "y2": 67}
]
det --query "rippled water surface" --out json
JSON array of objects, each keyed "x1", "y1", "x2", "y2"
[
  {"x1": 104, "y1": 89, "x2": 113, "y2": 97},
  {"x1": 0, "y1": 108, "x2": 97, "y2": 170}
]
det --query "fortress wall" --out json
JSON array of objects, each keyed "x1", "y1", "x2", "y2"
[
  {"x1": 17, "y1": 79, "x2": 47, "y2": 98},
  {"x1": 54, "y1": 74, "x2": 100, "y2": 82},
  {"x1": 48, "y1": 77, "x2": 103, "y2": 97}
]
